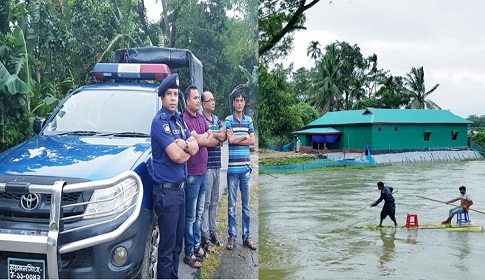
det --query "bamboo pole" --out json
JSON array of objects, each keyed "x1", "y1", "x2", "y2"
[
  {"x1": 349, "y1": 190, "x2": 399, "y2": 216},
  {"x1": 416, "y1": 195, "x2": 485, "y2": 215}
]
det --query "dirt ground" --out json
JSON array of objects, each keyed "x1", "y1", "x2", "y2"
[{"x1": 211, "y1": 149, "x2": 258, "y2": 279}]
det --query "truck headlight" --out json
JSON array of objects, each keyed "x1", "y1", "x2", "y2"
[{"x1": 84, "y1": 177, "x2": 139, "y2": 218}]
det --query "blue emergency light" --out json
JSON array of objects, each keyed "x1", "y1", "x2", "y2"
[{"x1": 92, "y1": 63, "x2": 171, "y2": 82}]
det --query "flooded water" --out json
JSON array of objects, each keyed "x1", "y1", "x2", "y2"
[{"x1": 259, "y1": 160, "x2": 485, "y2": 280}]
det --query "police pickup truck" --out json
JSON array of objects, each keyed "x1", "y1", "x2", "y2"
[{"x1": 0, "y1": 47, "x2": 203, "y2": 279}]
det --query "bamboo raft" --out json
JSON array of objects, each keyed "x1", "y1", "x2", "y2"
[{"x1": 355, "y1": 223, "x2": 484, "y2": 232}]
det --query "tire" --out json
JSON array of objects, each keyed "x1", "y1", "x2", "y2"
[{"x1": 140, "y1": 211, "x2": 159, "y2": 279}]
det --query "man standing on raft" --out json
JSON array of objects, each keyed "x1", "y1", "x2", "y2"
[{"x1": 370, "y1": 181, "x2": 398, "y2": 227}]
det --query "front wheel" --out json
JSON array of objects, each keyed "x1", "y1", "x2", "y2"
[{"x1": 140, "y1": 212, "x2": 159, "y2": 279}]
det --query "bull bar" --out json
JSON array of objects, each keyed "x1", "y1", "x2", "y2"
[{"x1": 0, "y1": 170, "x2": 143, "y2": 278}]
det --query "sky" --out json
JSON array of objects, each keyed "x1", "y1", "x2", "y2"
[
  {"x1": 282, "y1": 0, "x2": 485, "y2": 118},
  {"x1": 145, "y1": 0, "x2": 162, "y2": 23}
]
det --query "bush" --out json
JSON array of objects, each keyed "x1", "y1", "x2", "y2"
[
  {"x1": 266, "y1": 135, "x2": 292, "y2": 150},
  {"x1": 471, "y1": 131, "x2": 485, "y2": 149}
]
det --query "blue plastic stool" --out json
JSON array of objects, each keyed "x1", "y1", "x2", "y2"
[{"x1": 456, "y1": 210, "x2": 471, "y2": 225}]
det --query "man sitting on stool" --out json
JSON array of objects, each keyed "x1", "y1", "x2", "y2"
[{"x1": 441, "y1": 186, "x2": 473, "y2": 225}]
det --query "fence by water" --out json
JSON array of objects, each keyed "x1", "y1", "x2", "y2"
[{"x1": 260, "y1": 150, "x2": 483, "y2": 173}]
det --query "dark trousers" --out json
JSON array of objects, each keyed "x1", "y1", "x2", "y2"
[
  {"x1": 153, "y1": 186, "x2": 185, "y2": 279},
  {"x1": 381, "y1": 202, "x2": 396, "y2": 220}
]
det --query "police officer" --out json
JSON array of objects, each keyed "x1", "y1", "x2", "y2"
[{"x1": 150, "y1": 73, "x2": 199, "y2": 279}]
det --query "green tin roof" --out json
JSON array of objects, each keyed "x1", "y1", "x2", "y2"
[
  {"x1": 306, "y1": 108, "x2": 473, "y2": 127},
  {"x1": 293, "y1": 127, "x2": 342, "y2": 134}
]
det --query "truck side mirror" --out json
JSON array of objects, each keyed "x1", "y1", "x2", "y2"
[{"x1": 33, "y1": 117, "x2": 46, "y2": 135}]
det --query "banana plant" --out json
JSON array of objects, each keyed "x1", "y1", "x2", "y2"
[
  {"x1": 0, "y1": 27, "x2": 30, "y2": 95},
  {"x1": 0, "y1": 0, "x2": 51, "y2": 150},
  {"x1": 0, "y1": 25, "x2": 31, "y2": 145}
]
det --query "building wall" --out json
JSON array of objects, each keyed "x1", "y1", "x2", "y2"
[
  {"x1": 297, "y1": 123, "x2": 468, "y2": 153},
  {"x1": 370, "y1": 123, "x2": 468, "y2": 153},
  {"x1": 327, "y1": 125, "x2": 371, "y2": 150}
]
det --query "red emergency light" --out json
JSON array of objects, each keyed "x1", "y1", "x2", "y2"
[{"x1": 92, "y1": 63, "x2": 171, "y2": 82}]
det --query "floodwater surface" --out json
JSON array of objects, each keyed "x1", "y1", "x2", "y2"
[{"x1": 259, "y1": 161, "x2": 485, "y2": 280}]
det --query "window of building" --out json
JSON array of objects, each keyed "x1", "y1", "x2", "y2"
[
  {"x1": 451, "y1": 131, "x2": 459, "y2": 141},
  {"x1": 378, "y1": 127, "x2": 382, "y2": 132},
  {"x1": 394, "y1": 127, "x2": 398, "y2": 132},
  {"x1": 424, "y1": 131, "x2": 431, "y2": 141}
]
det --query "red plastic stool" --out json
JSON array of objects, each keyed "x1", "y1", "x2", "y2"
[{"x1": 406, "y1": 213, "x2": 419, "y2": 228}]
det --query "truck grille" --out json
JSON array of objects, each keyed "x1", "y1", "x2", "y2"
[
  {"x1": 46, "y1": 193, "x2": 81, "y2": 203},
  {"x1": 0, "y1": 192, "x2": 81, "y2": 203},
  {"x1": 0, "y1": 191, "x2": 84, "y2": 221}
]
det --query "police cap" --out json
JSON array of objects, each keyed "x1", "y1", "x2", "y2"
[{"x1": 158, "y1": 73, "x2": 180, "y2": 97}]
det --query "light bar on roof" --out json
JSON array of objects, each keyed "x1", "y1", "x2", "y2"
[{"x1": 92, "y1": 63, "x2": 171, "y2": 82}]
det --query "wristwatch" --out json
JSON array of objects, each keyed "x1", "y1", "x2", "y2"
[{"x1": 184, "y1": 140, "x2": 189, "y2": 153}]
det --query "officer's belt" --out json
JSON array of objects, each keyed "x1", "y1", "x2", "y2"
[{"x1": 157, "y1": 182, "x2": 185, "y2": 189}]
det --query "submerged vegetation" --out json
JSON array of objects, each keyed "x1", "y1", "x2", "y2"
[{"x1": 259, "y1": 154, "x2": 316, "y2": 166}]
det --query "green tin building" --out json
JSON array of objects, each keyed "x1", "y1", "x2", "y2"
[{"x1": 293, "y1": 108, "x2": 472, "y2": 154}]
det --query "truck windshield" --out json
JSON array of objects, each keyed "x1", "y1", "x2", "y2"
[{"x1": 44, "y1": 89, "x2": 158, "y2": 135}]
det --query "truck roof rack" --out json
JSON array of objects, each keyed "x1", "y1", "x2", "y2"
[{"x1": 114, "y1": 47, "x2": 203, "y2": 92}]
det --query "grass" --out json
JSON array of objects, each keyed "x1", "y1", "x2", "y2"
[
  {"x1": 259, "y1": 154, "x2": 316, "y2": 166},
  {"x1": 259, "y1": 163, "x2": 381, "y2": 175},
  {"x1": 199, "y1": 192, "x2": 227, "y2": 279}
]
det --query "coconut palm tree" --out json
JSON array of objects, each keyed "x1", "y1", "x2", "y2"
[
  {"x1": 311, "y1": 43, "x2": 343, "y2": 112},
  {"x1": 404, "y1": 66, "x2": 441, "y2": 109},
  {"x1": 306, "y1": 40, "x2": 322, "y2": 61}
]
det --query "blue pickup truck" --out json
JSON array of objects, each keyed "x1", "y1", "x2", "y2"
[{"x1": 0, "y1": 47, "x2": 203, "y2": 279}]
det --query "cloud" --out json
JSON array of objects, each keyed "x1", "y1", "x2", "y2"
[
  {"x1": 432, "y1": 68, "x2": 485, "y2": 86},
  {"x1": 283, "y1": 30, "x2": 339, "y2": 69},
  {"x1": 280, "y1": 0, "x2": 485, "y2": 117},
  {"x1": 362, "y1": 40, "x2": 430, "y2": 55}
]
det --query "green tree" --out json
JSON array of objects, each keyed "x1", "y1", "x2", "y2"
[
  {"x1": 309, "y1": 41, "x2": 370, "y2": 112},
  {"x1": 363, "y1": 53, "x2": 380, "y2": 97},
  {"x1": 306, "y1": 40, "x2": 322, "y2": 60},
  {"x1": 258, "y1": 64, "x2": 296, "y2": 147},
  {"x1": 467, "y1": 115, "x2": 485, "y2": 129},
  {"x1": 355, "y1": 75, "x2": 408, "y2": 110},
  {"x1": 470, "y1": 131, "x2": 485, "y2": 152},
  {"x1": 0, "y1": 0, "x2": 10, "y2": 35},
  {"x1": 291, "y1": 102, "x2": 320, "y2": 126},
  {"x1": 310, "y1": 43, "x2": 343, "y2": 112},
  {"x1": 259, "y1": 0, "x2": 321, "y2": 63},
  {"x1": 166, "y1": 0, "x2": 257, "y2": 119},
  {"x1": 375, "y1": 75, "x2": 408, "y2": 108},
  {"x1": 404, "y1": 66, "x2": 441, "y2": 109},
  {"x1": 0, "y1": 1, "x2": 36, "y2": 150},
  {"x1": 291, "y1": 67, "x2": 312, "y2": 102},
  {"x1": 0, "y1": 0, "x2": 258, "y2": 152},
  {"x1": 333, "y1": 41, "x2": 366, "y2": 110}
]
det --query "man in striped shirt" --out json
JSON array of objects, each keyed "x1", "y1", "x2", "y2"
[
  {"x1": 201, "y1": 90, "x2": 226, "y2": 249},
  {"x1": 225, "y1": 89, "x2": 256, "y2": 251}
]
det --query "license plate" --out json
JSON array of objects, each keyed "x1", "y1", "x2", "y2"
[{"x1": 7, "y1": 257, "x2": 45, "y2": 279}]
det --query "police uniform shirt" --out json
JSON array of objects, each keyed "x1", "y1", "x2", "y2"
[{"x1": 151, "y1": 106, "x2": 191, "y2": 184}]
